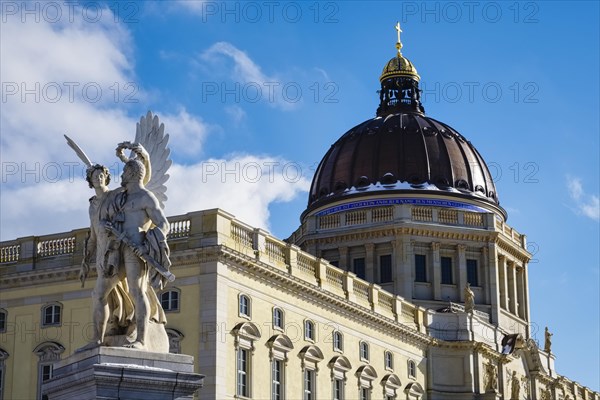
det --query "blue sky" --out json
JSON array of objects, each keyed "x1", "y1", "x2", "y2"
[{"x1": 1, "y1": 0, "x2": 598, "y2": 391}]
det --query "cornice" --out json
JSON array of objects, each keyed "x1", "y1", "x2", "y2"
[{"x1": 216, "y1": 245, "x2": 433, "y2": 348}]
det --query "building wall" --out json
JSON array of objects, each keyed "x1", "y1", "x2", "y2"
[{"x1": 0, "y1": 208, "x2": 598, "y2": 400}]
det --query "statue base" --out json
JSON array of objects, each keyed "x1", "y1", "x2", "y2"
[
  {"x1": 104, "y1": 320, "x2": 169, "y2": 353},
  {"x1": 480, "y1": 391, "x2": 502, "y2": 400},
  {"x1": 42, "y1": 346, "x2": 204, "y2": 400}
]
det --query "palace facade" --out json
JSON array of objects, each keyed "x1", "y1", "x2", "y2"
[{"x1": 0, "y1": 31, "x2": 598, "y2": 400}]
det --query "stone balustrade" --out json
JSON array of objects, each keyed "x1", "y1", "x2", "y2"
[
  {"x1": 288, "y1": 203, "x2": 527, "y2": 250},
  {"x1": 0, "y1": 209, "x2": 423, "y2": 330}
]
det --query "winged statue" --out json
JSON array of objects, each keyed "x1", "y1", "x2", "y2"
[{"x1": 66, "y1": 111, "x2": 174, "y2": 353}]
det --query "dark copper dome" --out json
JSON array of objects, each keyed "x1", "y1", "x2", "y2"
[
  {"x1": 305, "y1": 26, "x2": 502, "y2": 217},
  {"x1": 307, "y1": 113, "x2": 500, "y2": 211}
]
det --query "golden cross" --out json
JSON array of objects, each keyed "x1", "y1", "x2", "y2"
[{"x1": 395, "y1": 22, "x2": 402, "y2": 43}]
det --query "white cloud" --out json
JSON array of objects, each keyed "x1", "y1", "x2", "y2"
[
  {"x1": 566, "y1": 176, "x2": 600, "y2": 221},
  {"x1": 0, "y1": 12, "x2": 309, "y2": 241},
  {"x1": 166, "y1": 156, "x2": 310, "y2": 232},
  {"x1": 172, "y1": 1, "x2": 206, "y2": 13},
  {"x1": 200, "y1": 42, "x2": 297, "y2": 111},
  {"x1": 160, "y1": 109, "x2": 216, "y2": 158},
  {"x1": 0, "y1": 5, "x2": 139, "y2": 170},
  {"x1": 224, "y1": 105, "x2": 247, "y2": 125},
  {"x1": 567, "y1": 178, "x2": 584, "y2": 200}
]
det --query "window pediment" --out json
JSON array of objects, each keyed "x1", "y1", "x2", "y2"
[
  {"x1": 328, "y1": 355, "x2": 352, "y2": 372},
  {"x1": 33, "y1": 341, "x2": 64, "y2": 362},
  {"x1": 356, "y1": 365, "x2": 378, "y2": 381},
  {"x1": 299, "y1": 345, "x2": 324, "y2": 364}
]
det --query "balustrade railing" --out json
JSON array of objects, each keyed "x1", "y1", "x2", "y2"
[
  {"x1": 0, "y1": 244, "x2": 20, "y2": 263},
  {"x1": 38, "y1": 237, "x2": 75, "y2": 257}
]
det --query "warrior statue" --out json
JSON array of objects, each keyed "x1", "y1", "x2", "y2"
[{"x1": 66, "y1": 111, "x2": 174, "y2": 352}]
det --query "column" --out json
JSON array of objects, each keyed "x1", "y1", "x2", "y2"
[
  {"x1": 498, "y1": 255, "x2": 508, "y2": 310},
  {"x1": 402, "y1": 237, "x2": 414, "y2": 300},
  {"x1": 516, "y1": 266, "x2": 526, "y2": 319},
  {"x1": 392, "y1": 239, "x2": 403, "y2": 297},
  {"x1": 508, "y1": 261, "x2": 517, "y2": 315},
  {"x1": 365, "y1": 243, "x2": 375, "y2": 282},
  {"x1": 482, "y1": 246, "x2": 491, "y2": 304},
  {"x1": 432, "y1": 242, "x2": 441, "y2": 300},
  {"x1": 522, "y1": 262, "x2": 531, "y2": 337},
  {"x1": 487, "y1": 243, "x2": 501, "y2": 324},
  {"x1": 458, "y1": 244, "x2": 467, "y2": 302},
  {"x1": 338, "y1": 246, "x2": 348, "y2": 271}
]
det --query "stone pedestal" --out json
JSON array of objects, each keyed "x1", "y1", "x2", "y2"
[
  {"x1": 479, "y1": 391, "x2": 502, "y2": 400},
  {"x1": 43, "y1": 347, "x2": 204, "y2": 400}
]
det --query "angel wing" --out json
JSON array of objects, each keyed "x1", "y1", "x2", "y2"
[
  {"x1": 64, "y1": 134, "x2": 93, "y2": 168},
  {"x1": 133, "y1": 111, "x2": 172, "y2": 209}
]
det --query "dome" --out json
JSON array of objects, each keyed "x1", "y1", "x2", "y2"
[
  {"x1": 380, "y1": 55, "x2": 420, "y2": 82},
  {"x1": 306, "y1": 113, "x2": 501, "y2": 214},
  {"x1": 304, "y1": 24, "x2": 503, "y2": 219}
]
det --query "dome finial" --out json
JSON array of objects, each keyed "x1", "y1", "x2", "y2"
[{"x1": 395, "y1": 21, "x2": 403, "y2": 56}]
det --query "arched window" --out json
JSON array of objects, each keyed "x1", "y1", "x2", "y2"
[
  {"x1": 408, "y1": 360, "x2": 417, "y2": 379},
  {"x1": 356, "y1": 365, "x2": 377, "y2": 400},
  {"x1": 299, "y1": 345, "x2": 324, "y2": 400},
  {"x1": 404, "y1": 382, "x2": 424, "y2": 400},
  {"x1": 41, "y1": 303, "x2": 61, "y2": 327},
  {"x1": 381, "y1": 373, "x2": 401, "y2": 400},
  {"x1": 267, "y1": 334, "x2": 294, "y2": 400},
  {"x1": 239, "y1": 294, "x2": 251, "y2": 318},
  {"x1": 232, "y1": 322, "x2": 261, "y2": 398},
  {"x1": 333, "y1": 331, "x2": 343, "y2": 352},
  {"x1": 0, "y1": 309, "x2": 6, "y2": 333},
  {"x1": 359, "y1": 341, "x2": 370, "y2": 362},
  {"x1": 166, "y1": 328, "x2": 184, "y2": 354},
  {"x1": 273, "y1": 307, "x2": 284, "y2": 330},
  {"x1": 34, "y1": 342, "x2": 64, "y2": 400},
  {"x1": 304, "y1": 320, "x2": 315, "y2": 341},
  {"x1": 328, "y1": 356, "x2": 351, "y2": 400},
  {"x1": 160, "y1": 289, "x2": 180, "y2": 312},
  {"x1": 385, "y1": 351, "x2": 394, "y2": 370}
]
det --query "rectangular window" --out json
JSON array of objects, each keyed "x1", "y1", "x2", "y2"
[
  {"x1": 441, "y1": 257, "x2": 453, "y2": 284},
  {"x1": 330, "y1": 260, "x2": 339, "y2": 268},
  {"x1": 237, "y1": 348, "x2": 249, "y2": 397},
  {"x1": 467, "y1": 259, "x2": 478, "y2": 286},
  {"x1": 415, "y1": 254, "x2": 427, "y2": 282},
  {"x1": 333, "y1": 378, "x2": 343, "y2": 400},
  {"x1": 272, "y1": 359, "x2": 283, "y2": 400},
  {"x1": 304, "y1": 369, "x2": 314, "y2": 400},
  {"x1": 43, "y1": 305, "x2": 60, "y2": 326},
  {"x1": 360, "y1": 387, "x2": 370, "y2": 400},
  {"x1": 38, "y1": 364, "x2": 53, "y2": 400},
  {"x1": 385, "y1": 351, "x2": 393, "y2": 369},
  {"x1": 353, "y1": 258, "x2": 366, "y2": 280},
  {"x1": 379, "y1": 255, "x2": 392, "y2": 283},
  {"x1": 0, "y1": 311, "x2": 5, "y2": 332}
]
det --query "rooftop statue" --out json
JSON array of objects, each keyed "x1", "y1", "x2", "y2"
[
  {"x1": 464, "y1": 282, "x2": 475, "y2": 314},
  {"x1": 66, "y1": 111, "x2": 174, "y2": 352}
]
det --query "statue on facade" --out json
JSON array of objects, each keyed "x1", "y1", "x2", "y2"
[
  {"x1": 66, "y1": 111, "x2": 174, "y2": 352},
  {"x1": 510, "y1": 371, "x2": 520, "y2": 400},
  {"x1": 544, "y1": 326, "x2": 553, "y2": 353},
  {"x1": 464, "y1": 282, "x2": 475, "y2": 314},
  {"x1": 484, "y1": 361, "x2": 498, "y2": 392}
]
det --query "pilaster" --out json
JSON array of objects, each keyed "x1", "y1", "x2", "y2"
[
  {"x1": 432, "y1": 242, "x2": 441, "y2": 300},
  {"x1": 365, "y1": 243, "x2": 375, "y2": 282},
  {"x1": 458, "y1": 244, "x2": 467, "y2": 301}
]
